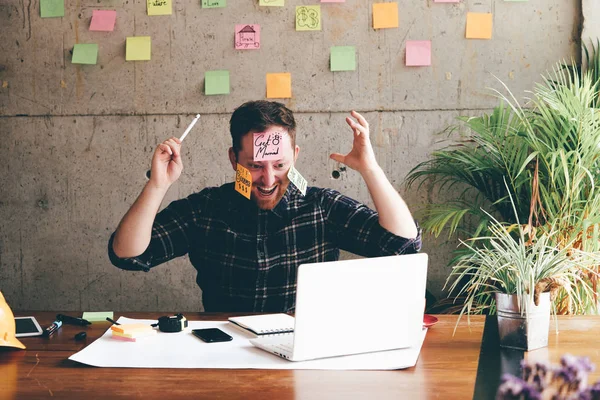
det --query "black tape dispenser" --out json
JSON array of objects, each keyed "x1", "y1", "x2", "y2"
[{"x1": 152, "y1": 313, "x2": 188, "y2": 333}]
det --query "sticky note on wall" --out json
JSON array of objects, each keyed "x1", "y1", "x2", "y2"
[
  {"x1": 126, "y1": 36, "x2": 152, "y2": 61},
  {"x1": 372, "y1": 3, "x2": 398, "y2": 29},
  {"x1": 89, "y1": 10, "x2": 117, "y2": 31},
  {"x1": 259, "y1": 0, "x2": 284, "y2": 6},
  {"x1": 266, "y1": 73, "x2": 291, "y2": 99},
  {"x1": 72, "y1": 44, "x2": 99, "y2": 65},
  {"x1": 330, "y1": 46, "x2": 356, "y2": 71},
  {"x1": 296, "y1": 6, "x2": 321, "y2": 31},
  {"x1": 235, "y1": 25, "x2": 260, "y2": 50},
  {"x1": 406, "y1": 41, "x2": 431, "y2": 66},
  {"x1": 466, "y1": 12, "x2": 493, "y2": 39},
  {"x1": 40, "y1": 0, "x2": 64, "y2": 18},
  {"x1": 202, "y1": 0, "x2": 226, "y2": 7},
  {"x1": 205, "y1": 70, "x2": 230, "y2": 95},
  {"x1": 147, "y1": 0, "x2": 172, "y2": 15}
]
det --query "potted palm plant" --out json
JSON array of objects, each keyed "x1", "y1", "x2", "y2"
[{"x1": 445, "y1": 194, "x2": 600, "y2": 351}]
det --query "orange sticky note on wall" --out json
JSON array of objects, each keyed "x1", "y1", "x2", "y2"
[
  {"x1": 266, "y1": 73, "x2": 292, "y2": 99},
  {"x1": 372, "y1": 3, "x2": 398, "y2": 29},
  {"x1": 466, "y1": 12, "x2": 493, "y2": 39}
]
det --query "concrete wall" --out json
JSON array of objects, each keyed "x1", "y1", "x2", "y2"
[{"x1": 0, "y1": 0, "x2": 582, "y2": 311}]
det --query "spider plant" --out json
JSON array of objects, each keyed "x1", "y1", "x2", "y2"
[{"x1": 445, "y1": 192, "x2": 600, "y2": 324}]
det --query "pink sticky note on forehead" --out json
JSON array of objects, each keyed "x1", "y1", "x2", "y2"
[
  {"x1": 89, "y1": 10, "x2": 117, "y2": 32},
  {"x1": 253, "y1": 131, "x2": 284, "y2": 161},
  {"x1": 235, "y1": 24, "x2": 261, "y2": 50}
]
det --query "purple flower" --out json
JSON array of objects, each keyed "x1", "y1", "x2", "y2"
[{"x1": 496, "y1": 374, "x2": 541, "y2": 400}]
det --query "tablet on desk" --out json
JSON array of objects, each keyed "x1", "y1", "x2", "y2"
[{"x1": 15, "y1": 316, "x2": 43, "y2": 337}]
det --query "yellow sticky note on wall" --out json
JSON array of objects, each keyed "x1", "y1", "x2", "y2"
[
  {"x1": 147, "y1": 0, "x2": 172, "y2": 15},
  {"x1": 266, "y1": 73, "x2": 292, "y2": 99},
  {"x1": 466, "y1": 12, "x2": 493, "y2": 39},
  {"x1": 126, "y1": 36, "x2": 152, "y2": 61},
  {"x1": 235, "y1": 163, "x2": 252, "y2": 199},
  {"x1": 372, "y1": 3, "x2": 398, "y2": 29}
]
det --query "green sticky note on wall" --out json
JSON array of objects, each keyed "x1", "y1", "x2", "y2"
[
  {"x1": 126, "y1": 36, "x2": 152, "y2": 61},
  {"x1": 205, "y1": 70, "x2": 230, "y2": 95},
  {"x1": 202, "y1": 0, "x2": 226, "y2": 8},
  {"x1": 41, "y1": 0, "x2": 64, "y2": 18},
  {"x1": 330, "y1": 46, "x2": 356, "y2": 71},
  {"x1": 82, "y1": 311, "x2": 114, "y2": 322},
  {"x1": 72, "y1": 44, "x2": 98, "y2": 65}
]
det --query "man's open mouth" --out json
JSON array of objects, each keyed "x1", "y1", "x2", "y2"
[{"x1": 257, "y1": 185, "x2": 277, "y2": 196}]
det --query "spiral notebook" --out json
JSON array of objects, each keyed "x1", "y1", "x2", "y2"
[{"x1": 228, "y1": 313, "x2": 295, "y2": 336}]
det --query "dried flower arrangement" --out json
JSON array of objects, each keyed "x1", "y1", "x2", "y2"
[{"x1": 497, "y1": 355, "x2": 600, "y2": 399}]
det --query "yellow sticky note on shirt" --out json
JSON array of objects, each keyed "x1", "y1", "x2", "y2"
[
  {"x1": 266, "y1": 73, "x2": 292, "y2": 99},
  {"x1": 235, "y1": 163, "x2": 252, "y2": 199},
  {"x1": 372, "y1": 3, "x2": 398, "y2": 29},
  {"x1": 126, "y1": 36, "x2": 152, "y2": 61},
  {"x1": 466, "y1": 12, "x2": 493, "y2": 39}
]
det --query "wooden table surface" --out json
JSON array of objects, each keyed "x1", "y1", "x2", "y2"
[{"x1": 2, "y1": 312, "x2": 599, "y2": 399}]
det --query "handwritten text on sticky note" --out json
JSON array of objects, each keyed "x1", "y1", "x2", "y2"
[
  {"x1": 288, "y1": 166, "x2": 307, "y2": 196},
  {"x1": 254, "y1": 132, "x2": 283, "y2": 161},
  {"x1": 235, "y1": 24, "x2": 260, "y2": 50},
  {"x1": 259, "y1": 0, "x2": 284, "y2": 6},
  {"x1": 147, "y1": 0, "x2": 172, "y2": 15},
  {"x1": 296, "y1": 6, "x2": 321, "y2": 31},
  {"x1": 235, "y1": 164, "x2": 252, "y2": 199}
]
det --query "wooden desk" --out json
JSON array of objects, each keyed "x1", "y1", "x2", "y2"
[{"x1": 2, "y1": 313, "x2": 599, "y2": 399}]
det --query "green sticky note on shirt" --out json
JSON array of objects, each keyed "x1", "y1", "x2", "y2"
[
  {"x1": 82, "y1": 311, "x2": 114, "y2": 322},
  {"x1": 41, "y1": 0, "x2": 64, "y2": 18},
  {"x1": 72, "y1": 44, "x2": 98, "y2": 65},
  {"x1": 205, "y1": 70, "x2": 230, "y2": 95},
  {"x1": 330, "y1": 46, "x2": 356, "y2": 71},
  {"x1": 202, "y1": 0, "x2": 226, "y2": 7}
]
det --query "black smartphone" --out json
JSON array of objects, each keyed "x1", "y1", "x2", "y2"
[{"x1": 192, "y1": 328, "x2": 233, "y2": 343}]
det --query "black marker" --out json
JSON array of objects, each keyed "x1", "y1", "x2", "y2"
[
  {"x1": 56, "y1": 314, "x2": 91, "y2": 326},
  {"x1": 106, "y1": 317, "x2": 120, "y2": 325},
  {"x1": 43, "y1": 320, "x2": 62, "y2": 337}
]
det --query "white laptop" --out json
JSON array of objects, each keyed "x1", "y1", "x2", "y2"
[{"x1": 249, "y1": 253, "x2": 428, "y2": 362}]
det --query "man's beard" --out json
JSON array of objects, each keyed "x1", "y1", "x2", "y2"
[{"x1": 251, "y1": 179, "x2": 291, "y2": 210}]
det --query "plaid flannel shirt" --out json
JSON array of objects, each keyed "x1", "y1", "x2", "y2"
[{"x1": 108, "y1": 183, "x2": 422, "y2": 312}]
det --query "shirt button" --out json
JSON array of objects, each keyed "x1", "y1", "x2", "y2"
[{"x1": 258, "y1": 251, "x2": 265, "y2": 258}]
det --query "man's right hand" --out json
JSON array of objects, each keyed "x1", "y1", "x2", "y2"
[{"x1": 149, "y1": 137, "x2": 183, "y2": 189}]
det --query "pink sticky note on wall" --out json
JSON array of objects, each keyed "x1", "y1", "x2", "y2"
[
  {"x1": 406, "y1": 40, "x2": 431, "y2": 66},
  {"x1": 89, "y1": 10, "x2": 117, "y2": 31},
  {"x1": 253, "y1": 132, "x2": 284, "y2": 161},
  {"x1": 321, "y1": 0, "x2": 345, "y2": 2},
  {"x1": 235, "y1": 24, "x2": 260, "y2": 50},
  {"x1": 433, "y1": 0, "x2": 459, "y2": 2}
]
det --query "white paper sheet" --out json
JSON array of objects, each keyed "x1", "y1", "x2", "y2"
[{"x1": 68, "y1": 317, "x2": 427, "y2": 370}]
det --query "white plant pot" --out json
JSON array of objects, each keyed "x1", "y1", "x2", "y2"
[{"x1": 495, "y1": 292, "x2": 550, "y2": 351}]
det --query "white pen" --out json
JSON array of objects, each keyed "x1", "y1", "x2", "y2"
[
  {"x1": 145, "y1": 113, "x2": 201, "y2": 180},
  {"x1": 179, "y1": 113, "x2": 200, "y2": 142}
]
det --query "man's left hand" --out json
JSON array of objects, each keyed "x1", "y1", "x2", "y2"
[{"x1": 330, "y1": 111, "x2": 379, "y2": 174}]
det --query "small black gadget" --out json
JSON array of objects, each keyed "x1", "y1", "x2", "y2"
[
  {"x1": 192, "y1": 328, "x2": 233, "y2": 343},
  {"x1": 151, "y1": 313, "x2": 188, "y2": 333}
]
